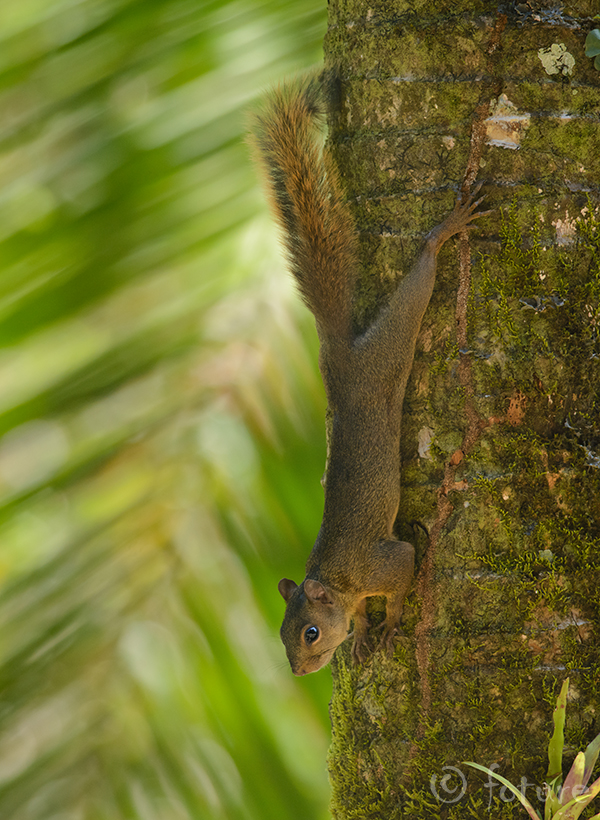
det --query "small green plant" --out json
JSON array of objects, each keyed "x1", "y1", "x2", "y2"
[
  {"x1": 465, "y1": 679, "x2": 600, "y2": 820},
  {"x1": 585, "y1": 29, "x2": 600, "y2": 70}
]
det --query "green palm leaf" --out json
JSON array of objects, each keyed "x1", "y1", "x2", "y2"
[{"x1": 0, "y1": 0, "x2": 332, "y2": 817}]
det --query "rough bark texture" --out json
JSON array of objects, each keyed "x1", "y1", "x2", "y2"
[{"x1": 323, "y1": 2, "x2": 600, "y2": 818}]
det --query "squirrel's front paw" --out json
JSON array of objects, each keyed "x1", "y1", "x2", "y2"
[
  {"x1": 351, "y1": 632, "x2": 373, "y2": 665},
  {"x1": 378, "y1": 621, "x2": 402, "y2": 656}
]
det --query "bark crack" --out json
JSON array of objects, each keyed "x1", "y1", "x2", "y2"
[{"x1": 414, "y1": 13, "x2": 507, "y2": 730}]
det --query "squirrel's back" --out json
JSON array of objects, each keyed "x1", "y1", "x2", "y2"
[{"x1": 249, "y1": 75, "x2": 358, "y2": 342}]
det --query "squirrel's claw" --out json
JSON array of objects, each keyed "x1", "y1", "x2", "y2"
[
  {"x1": 351, "y1": 632, "x2": 373, "y2": 665},
  {"x1": 377, "y1": 620, "x2": 402, "y2": 656}
]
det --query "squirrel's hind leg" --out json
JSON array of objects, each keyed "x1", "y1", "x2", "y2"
[{"x1": 355, "y1": 190, "x2": 489, "y2": 390}]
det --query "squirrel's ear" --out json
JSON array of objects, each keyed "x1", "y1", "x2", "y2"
[
  {"x1": 304, "y1": 579, "x2": 334, "y2": 604},
  {"x1": 278, "y1": 578, "x2": 298, "y2": 602}
]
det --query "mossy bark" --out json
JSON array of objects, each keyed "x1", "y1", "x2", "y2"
[{"x1": 324, "y1": 2, "x2": 600, "y2": 818}]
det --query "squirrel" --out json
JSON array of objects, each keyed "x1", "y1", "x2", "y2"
[{"x1": 250, "y1": 74, "x2": 488, "y2": 675}]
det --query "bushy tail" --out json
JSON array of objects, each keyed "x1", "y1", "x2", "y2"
[{"x1": 250, "y1": 75, "x2": 357, "y2": 341}]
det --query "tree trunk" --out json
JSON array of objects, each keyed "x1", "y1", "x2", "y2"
[{"x1": 324, "y1": 2, "x2": 600, "y2": 817}]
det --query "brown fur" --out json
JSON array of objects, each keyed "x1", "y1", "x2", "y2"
[{"x1": 250, "y1": 75, "x2": 488, "y2": 675}]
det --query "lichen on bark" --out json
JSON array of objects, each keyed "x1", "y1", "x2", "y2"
[{"x1": 324, "y1": 1, "x2": 600, "y2": 817}]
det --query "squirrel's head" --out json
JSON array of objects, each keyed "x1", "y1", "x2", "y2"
[{"x1": 277, "y1": 577, "x2": 350, "y2": 675}]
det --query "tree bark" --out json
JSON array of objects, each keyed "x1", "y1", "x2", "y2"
[{"x1": 324, "y1": 2, "x2": 600, "y2": 817}]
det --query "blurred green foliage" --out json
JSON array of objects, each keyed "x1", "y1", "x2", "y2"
[{"x1": 0, "y1": 0, "x2": 332, "y2": 817}]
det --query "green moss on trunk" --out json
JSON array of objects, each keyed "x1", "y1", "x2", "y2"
[{"x1": 324, "y1": 2, "x2": 600, "y2": 817}]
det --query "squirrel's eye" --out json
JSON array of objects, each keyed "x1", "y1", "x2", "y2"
[{"x1": 304, "y1": 626, "x2": 319, "y2": 645}]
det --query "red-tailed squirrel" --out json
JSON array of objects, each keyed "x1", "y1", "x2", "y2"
[{"x1": 251, "y1": 74, "x2": 488, "y2": 675}]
